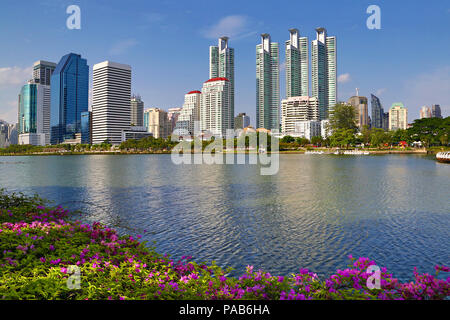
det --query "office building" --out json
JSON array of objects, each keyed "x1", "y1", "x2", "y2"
[
  {"x1": 291, "y1": 120, "x2": 321, "y2": 140},
  {"x1": 389, "y1": 103, "x2": 408, "y2": 131},
  {"x1": 281, "y1": 96, "x2": 319, "y2": 134},
  {"x1": 311, "y1": 28, "x2": 337, "y2": 120},
  {"x1": 420, "y1": 106, "x2": 432, "y2": 119},
  {"x1": 168, "y1": 107, "x2": 182, "y2": 134},
  {"x1": 285, "y1": 29, "x2": 309, "y2": 98},
  {"x1": 431, "y1": 104, "x2": 442, "y2": 118},
  {"x1": 382, "y1": 112, "x2": 389, "y2": 131},
  {"x1": 80, "y1": 111, "x2": 92, "y2": 144},
  {"x1": 130, "y1": 95, "x2": 144, "y2": 126},
  {"x1": 144, "y1": 108, "x2": 170, "y2": 139},
  {"x1": 348, "y1": 95, "x2": 369, "y2": 130},
  {"x1": 234, "y1": 113, "x2": 250, "y2": 130},
  {"x1": 174, "y1": 90, "x2": 201, "y2": 136},
  {"x1": 210, "y1": 37, "x2": 234, "y2": 127},
  {"x1": 33, "y1": 60, "x2": 57, "y2": 86},
  {"x1": 256, "y1": 33, "x2": 280, "y2": 130},
  {"x1": 121, "y1": 126, "x2": 153, "y2": 142},
  {"x1": 18, "y1": 79, "x2": 51, "y2": 146},
  {"x1": 371, "y1": 94, "x2": 384, "y2": 129},
  {"x1": 92, "y1": 61, "x2": 132, "y2": 145},
  {"x1": 50, "y1": 53, "x2": 89, "y2": 144}
]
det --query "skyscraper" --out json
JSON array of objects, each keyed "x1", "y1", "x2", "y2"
[
  {"x1": 130, "y1": 95, "x2": 144, "y2": 126},
  {"x1": 174, "y1": 91, "x2": 201, "y2": 136},
  {"x1": 200, "y1": 77, "x2": 232, "y2": 136},
  {"x1": 256, "y1": 33, "x2": 280, "y2": 130},
  {"x1": 348, "y1": 95, "x2": 369, "y2": 130},
  {"x1": 92, "y1": 61, "x2": 132, "y2": 145},
  {"x1": 285, "y1": 29, "x2": 309, "y2": 98},
  {"x1": 389, "y1": 103, "x2": 408, "y2": 131},
  {"x1": 167, "y1": 107, "x2": 182, "y2": 134},
  {"x1": 210, "y1": 37, "x2": 234, "y2": 127},
  {"x1": 420, "y1": 106, "x2": 432, "y2": 119},
  {"x1": 431, "y1": 104, "x2": 442, "y2": 118},
  {"x1": 234, "y1": 113, "x2": 250, "y2": 130},
  {"x1": 144, "y1": 108, "x2": 170, "y2": 139},
  {"x1": 50, "y1": 53, "x2": 89, "y2": 144},
  {"x1": 371, "y1": 94, "x2": 384, "y2": 129},
  {"x1": 18, "y1": 79, "x2": 51, "y2": 146},
  {"x1": 33, "y1": 60, "x2": 57, "y2": 86},
  {"x1": 311, "y1": 28, "x2": 337, "y2": 120}
]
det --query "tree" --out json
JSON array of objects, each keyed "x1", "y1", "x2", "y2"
[
  {"x1": 328, "y1": 103, "x2": 358, "y2": 133},
  {"x1": 329, "y1": 129, "x2": 356, "y2": 148},
  {"x1": 281, "y1": 135, "x2": 295, "y2": 143},
  {"x1": 310, "y1": 136, "x2": 323, "y2": 146},
  {"x1": 360, "y1": 125, "x2": 372, "y2": 145}
]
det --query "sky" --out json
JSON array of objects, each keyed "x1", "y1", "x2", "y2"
[{"x1": 0, "y1": 0, "x2": 449, "y2": 126}]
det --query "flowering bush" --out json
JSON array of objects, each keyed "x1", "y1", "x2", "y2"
[{"x1": 0, "y1": 189, "x2": 448, "y2": 300}]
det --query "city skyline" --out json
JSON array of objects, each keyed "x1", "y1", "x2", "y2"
[{"x1": 0, "y1": 1, "x2": 449, "y2": 125}]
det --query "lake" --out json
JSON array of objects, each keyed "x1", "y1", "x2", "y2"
[{"x1": 0, "y1": 154, "x2": 449, "y2": 281}]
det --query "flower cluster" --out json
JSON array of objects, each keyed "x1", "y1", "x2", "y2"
[{"x1": 0, "y1": 190, "x2": 449, "y2": 300}]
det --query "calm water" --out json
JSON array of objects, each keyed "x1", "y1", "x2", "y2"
[{"x1": 0, "y1": 154, "x2": 449, "y2": 281}]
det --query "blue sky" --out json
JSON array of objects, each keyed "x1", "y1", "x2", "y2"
[{"x1": 0, "y1": 0, "x2": 449, "y2": 125}]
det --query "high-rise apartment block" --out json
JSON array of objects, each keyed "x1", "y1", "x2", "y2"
[
  {"x1": 144, "y1": 108, "x2": 171, "y2": 139},
  {"x1": 281, "y1": 96, "x2": 319, "y2": 134},
  {"x1": 92, "y1": 61, "x2": 132, "y2": 145},
  {"x1": 50, "y1": 53, "x2": 89, "y2": 144},
  {"x1": 311, "y1": 28, "x2": 336, "y2": 120},
  {"x1": 431, "y1": 104, "x2": 442, "y2": 118},
  {"x1": 256, "y1": 34, "x2": 280, "y2": 131},
  {"x1": 167, "y1": 107, "x2": 182, "y2": 134},
  {"x1": 174, "y1": 91, "x2": 201, "y2": 136},
  {"x1": 200, "y1": 77, "x2": 232, "y2": 136},
  {"x1": 389, "y1": 103, "x2": 408, "y2": 131},
  {"x1": 210, "y1": 37, "x2": 234, "y2": 128},
  {"x1": 285, "y1": 29, "x2": 309, "y2": 98},
  {"x1": 130, "y1": 95, "x2": 144, "y2": 127}
]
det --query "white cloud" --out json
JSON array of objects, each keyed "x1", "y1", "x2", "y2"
[
  {"x1": 376, "y1": 88, "x2": 387, "y2": 96},
  {"x1": 108, "y1": 39, "x2": 138, "y2": 56},
  {"x1": 202, "y1": 15, "x2": 255, "y2": 39},
  {"x1": 0, "y1": 66, "x2": 33, "y2": 86},
  {"x1": 337, "y1": 73, "x2": 351, "y2": 83},
  {"x1": 0, "y1": 101, "x2": 18, "y2": 124}
]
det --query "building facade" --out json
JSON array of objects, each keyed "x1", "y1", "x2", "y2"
[
  {"x1": 50, "y1": 53, "x2": 89, "y2": 144},
  {"x1": 371, "y1": 94, "x2": 384, "y2": 129},
  {"x1": 431, "y1": 104, "x2": 442, "y2": 118},
  {"x1": 33, "y1": 60, "x2": 57, "y2": 86},
  {"x1": 130, "y1": 95, "x2": 144, "y2": 127},
  {"x1": 200, "y1": 77, "x2": 232, "y2": 136},
  {"x1": 210, "y1": 37, "x2": 234, "y2": 128},
  {"x1": 174, "y1": 91, "x2": 201, "y2": 136},
  {"x1": 347, "y1": 96, "x2": 369, "y2": 130},
  {"x1": 281, "y1": 96, "x2": 319, "y2": 134},
  {"x1": 80, "y1": 111, "x2": 92, "y2": 144},
  {"x1": 167, "y1": 107, "x2": 182, "y2": 135},
  {"x1": 311, "y1": 28, "x2": 337, "y2": 120},
  {"x1": 234, "y1": 112, "x2": 250, "y2": 130},
  {"x1": 144, "y1": 108, "x2": 170, "y2": 139},
  {"x1": 18, "y1": 80, "x2": 51, "y2": 146},
  {"x1": 285, "y1": 29, "x2": 309, "y2": 98},
  {"x1": 420, "y1": 106, "x2": 432, "y2": 119},
  {"x1": 256, "y1": 34, "x2": 280, "y2": 130},
  {"x1": 389, "y1": 103, "x2": 408, "y2": 131},
  {"x1": 92, "y1": 61, "x2": 132, "y2": 145},
  {"x1": 292, "y1": 120, "x2": 321, "y2": 140}
]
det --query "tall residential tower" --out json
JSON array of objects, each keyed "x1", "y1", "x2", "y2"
[
  {"x1": 285, "y1": 29, "x2": 309, "y2": 98},
  {"x1": 311, "y1": 28, "x2": 336, "y2": 120},
  {"x1": 256, "y1": 33, "x2": 280, "y2": 130},
  {"x1": 210, "y1": 37, "x2": 234, "y2": 128}
]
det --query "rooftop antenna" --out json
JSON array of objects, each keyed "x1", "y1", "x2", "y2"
[{"x1": 356, "y1": 88, "x2": 359, "y2": 96}]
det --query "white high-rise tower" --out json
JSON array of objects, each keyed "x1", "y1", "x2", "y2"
[{"x1": 285, "y1": 29, "x2": 309, "y2": 98}]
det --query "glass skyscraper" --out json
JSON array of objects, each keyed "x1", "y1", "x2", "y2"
[
  {"x1": 256, "y1": 33, "x2": 279, "y2": 130},
  {"x1": 50, "y1": 53, "x2": 89, "y2": 145},
  {"x1": 311, "y1": 28, "x2": 337, "y2": 120},
  {"x1": 80, "y1": 111, "x2": 91, "y2": 144},
  {"x1": 371, "y1": 94, "x2": 384, "y2": 129},
  {"x1": 285, "y1": 29, "x2": 309, "y2": 98}
]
